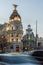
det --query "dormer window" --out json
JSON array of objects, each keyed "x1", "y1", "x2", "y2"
[
  {"x1": 14, "y1": 17, "x2": 17, "y2": 20},
  {"x1": 9, "y1": 19, "x2": 14, "y2": 22},
  {"x1": 14, "y1": 16, "x2": 21, "y2": 21},
  {"x1": 17, "y1": 17, "x2": 21, "y2": 21}
]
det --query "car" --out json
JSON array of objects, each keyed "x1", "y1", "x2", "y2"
[
  {"x1": 28, "y1": 50, "x2": 43, "y2": 65},
  {"x1": 0, "y1": 52, "x2": 40, "y2": 65}
]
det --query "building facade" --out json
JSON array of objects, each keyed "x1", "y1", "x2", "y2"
[
  {"x1": 37, "y1": 37, "x2": 43, "y2": 49},
  {"x1": 23, "y1": 25, "x2": 35, "y2": 51},
  {"x1": 0, "y1": 5, "x2": 23, "y2": 52}
]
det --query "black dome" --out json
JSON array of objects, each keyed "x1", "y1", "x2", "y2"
[{"x1": 10, "y1": 10, "x2": 21, "y2": 19}]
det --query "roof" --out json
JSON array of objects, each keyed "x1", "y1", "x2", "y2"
[{"x1": 10, "y1": 10, "x2": 21, "y2": 19}]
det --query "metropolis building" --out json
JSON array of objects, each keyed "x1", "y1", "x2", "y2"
[{"x1": 0, "y1": 5, "x2": 23, "y2": 52}]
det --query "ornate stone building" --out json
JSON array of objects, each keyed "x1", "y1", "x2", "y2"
[
  {"x1": 23, "y1": 25, "x2": 35, "y2": 51},
  {"x1": 0, "y1": 5, "x2": 23, "y2": 52}
]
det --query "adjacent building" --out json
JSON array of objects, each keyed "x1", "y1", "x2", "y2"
[
  {"x1": 23, "y1": 25, "x2": 35, "y2": 51},
  {"x1": 37, "y1": 37, "x2": 43, "y2": 49}
]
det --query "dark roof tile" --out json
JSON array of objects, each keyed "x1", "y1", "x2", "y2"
[{"x1": 10, "y1": 10, "x2": 21, "y2": 19}]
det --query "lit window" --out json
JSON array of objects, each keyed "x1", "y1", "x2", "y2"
[
  {"x1": 6, "y1": 27, "x2": 9, "y2": 31},
  {"x1": 9, "y1": 19, "x2": 14, "y2": 22},
  {"x1": 11, "y1": 19, "x2": 14, "y2": 21},
  {"x1": 12, "y1": 39, "x2": 14, "y2": 41},
  {"x1": 14, "y1": 17, "x2": 17, "y2": 20},
  {"x1": 17, "y1": 17, "x2": 20, "y2": 21},
  {"x1": 18, "y1": 39, "x2": 21, "y2": 42},
  {"x1": 14, "y1": 17, "x2": 20, "y2": 21},
  {"x1": 14, "y1": 39, "x2": 16, "y2": 41}
]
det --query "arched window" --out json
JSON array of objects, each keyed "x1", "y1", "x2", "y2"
[
  {"x1": 11, "y1": 34, "x2": 13, "y2": 37},
  {"x1": 16, "y1": 34, "x2": 18, "y2": 37},
  {"x1": 12, "y1": 26, "x2": 13, "y2": 30}
]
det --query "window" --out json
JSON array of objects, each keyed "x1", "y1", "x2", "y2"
[
  {"x1": 12, "y1": 26, "x2": 13, "y2": 30},
  {"x1": 12, "y1": 39, "x2": 13, "y2": 41},
  {"x1": 16, "y1": 34, "x2": 18, "y2": 37},
  {"x1": 16, "y1": 39, "x2": 18, "y2": 42},
  {"x1": 10, "y1": 45, "x2": 13, "y2": 49},
  {"x1": 11, "y1": 34, "x2": 13, "y2": 37}
]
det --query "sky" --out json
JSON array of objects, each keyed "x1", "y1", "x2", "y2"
[{"x1": 0, "y1": 0, "x2": 43, "y2": 37}]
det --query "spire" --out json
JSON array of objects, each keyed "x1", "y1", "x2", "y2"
[
  {"x1": 36, "y1": 20, "x2": 37, "y2": 36},
  {"x1": 9, "y1": 4, "x2": 21, "y2": 20},
  {"x1": 13, "y1": 4, "x2": 18, "y2": 10},
  {"x1": 35, "y1": 20, "x2": 38, "y2": 48}
]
